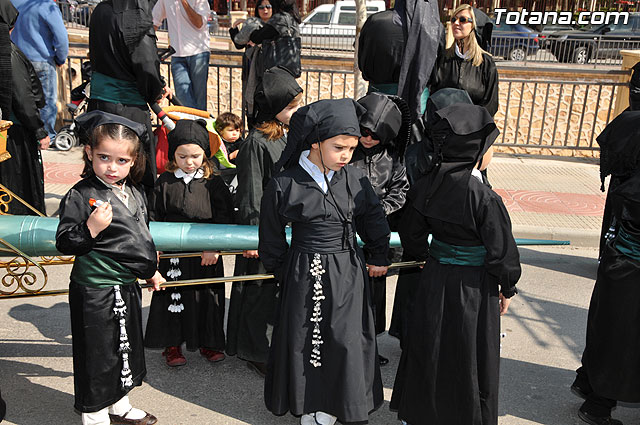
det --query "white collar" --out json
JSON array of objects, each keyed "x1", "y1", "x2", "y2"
[
  {"x1": 455, "y1": 42, "x2": 470, "y2": 60},
  {"x1": 174, "y1": 168, "x2": 204, "y2": 184},
  {"x1": 299, "y1": 150, "x2": 334, "y2": 193},
  {"x1": 471, "y1": 167, "x2": 483, "y2": 183},
  {"x1": 96, "y1": 176, "x2": 129, "y2": 207}
]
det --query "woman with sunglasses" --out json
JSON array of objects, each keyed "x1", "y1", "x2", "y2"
[
  {"x1": 229, "y1": 0, "x2": 273, "y2": 127},
  {"x1": 430, "y1": 4, "x2": 498, "y2": 117}
]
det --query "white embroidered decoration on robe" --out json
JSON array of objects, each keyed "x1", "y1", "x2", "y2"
[
  {"x1": 166, "y1": 257, "x2": 184, "y2": 313},
  {"x1": 113, "y1": 286, "x2": 133, "y2": 389},
  {"x1": 309, "y1": 253, "x2": 326, "y2": 367}
]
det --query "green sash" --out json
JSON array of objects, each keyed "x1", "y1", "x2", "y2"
[
  {"x1": 429, "y1": 238, "x2": 487, "y2": 266},
  {"x1": 71, "y1": 250, "x2": 137, "y2": 288},
  {"x1": 615, "y1": 227, "x2": 640, "y2": 262},
  {"x1": 90, "y1": 72, "x2": 146, "y2": 106}
]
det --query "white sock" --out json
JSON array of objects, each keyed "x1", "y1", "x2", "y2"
[
  {"x1": 301, "y1": 413, "x2": 316, "y2": 425},
  {"x1": 82, "y1": 407, "x2": 109, "y2": 425},
  {"x1": 108, "y1": 396, "x2": 146, "y2": 420},
  {"x1": 315, "y1": 411, "x2": 337, "y2": 425}
]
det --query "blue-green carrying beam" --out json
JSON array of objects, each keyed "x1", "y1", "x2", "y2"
[{"x1": 0, "y1": 216, "x2": 568, "y2": 257}]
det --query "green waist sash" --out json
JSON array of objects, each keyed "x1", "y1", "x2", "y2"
[
  {"x1": 71, "y1": 250, "x2": 137, "y2": 288},
  {"x1": 90, "y1": 72, "x2": 146, "y2": 106},
  {"x1": 429, "y1": 238, "x2": 487, "y2": 266},
  {"x1": 615, "y1": 227, "x2": 640, "y2": 262}
]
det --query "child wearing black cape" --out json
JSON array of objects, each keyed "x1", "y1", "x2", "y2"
[
  {"x1": 259, "y1": 99, "x2": 390, "y2": 425},
  {"x1": 390, "y1": 103, "x2": 521, "y2": 425}
]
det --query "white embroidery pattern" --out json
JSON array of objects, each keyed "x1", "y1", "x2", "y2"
[
  {"x1": 309, "y1": 253, "x2": 326, "y2": 368},
  {"x1": 167, "y1": 258, "x2": 184, "y2": 313},
  {"x1": 113, "y1": 286, "x2": 133, "y2": 390}
]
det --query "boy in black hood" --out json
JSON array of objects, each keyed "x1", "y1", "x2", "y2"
[{"x1": 350, "y1": 92, "x2": 410, "y2": 365}]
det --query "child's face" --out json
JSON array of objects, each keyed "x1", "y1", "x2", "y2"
[
  {"x1": 221, "y1": 126, "x2": 241, "y2": 143},
  {"x1": 276, "y1": 102, "x2": 300, "y2": 126},
  {"x1": 85, "y1": 137, "x2": 135, "y2": 184},
  {"x1": 174, "y1": 144, "x2": 205, "y2": 174},
  {"x1": 309, "y1": 135, "x2": 359, "y2": 173},
  {"x1": 359, "y1": 127, "x2": 381, "y2": 149}
]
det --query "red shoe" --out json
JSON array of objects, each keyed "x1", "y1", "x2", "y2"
[
  {"x1": 163, "y1": 346, "x2": 186, "y2": 367},
  {"x1": 200, "y1": 348, "x2": 225, "y2": 363}
]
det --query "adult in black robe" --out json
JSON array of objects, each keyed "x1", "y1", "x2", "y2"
[
  {"x1": 571, "y1": 110, "x2": 640, "y2": 425},
  {"x1": 351, "y1": 93, "x2": 409, "y2": 360},
  {"x1": 0, "y1": 37, "x2": 49, "y2": 215},
  {"x1": 0, "y1": 0, "x2": 15, "y2": 119},
  {"x1": 144, "y1": 171, "x2": 234, "y2": 352},
  {"x1": 430, "y1": 5, "x2": 498, "y2": 118},
  {"x1": 88, "y1": 0, "x2": 166, "y2": 192},
  {"x1": 226, "y1": 66, "x2": 302, "y2": 374},
  {"x1": 390, "y1": 104, "x2": 521, "y2": 425},
  {"x1": 260, "y1": 99, "x2": 389, "y2": 424}
]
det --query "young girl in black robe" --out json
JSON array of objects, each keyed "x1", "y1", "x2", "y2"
[
  {"x1": 227, "y1": 66, "x2": 302, "y2": 376},
  {"x1": 390, "y1": 104, "x2": 521, "y2": 425},
  {"x1": 144, "y1": 119, "x2": 234, "y2": 367},
  {"x1": 259, "y1": 98, "x2": 390, "y2": 425},
  {"x1": 56, "y1": 111, "x2": 165, "y2": 425}
]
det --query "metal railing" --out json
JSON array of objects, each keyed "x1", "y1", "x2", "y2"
[{"x1": 62, "y1": 50, "x2": 629, "y2": 153}]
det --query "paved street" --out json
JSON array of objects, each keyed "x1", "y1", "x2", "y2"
[{"x1": 2, "y1": 149, "x2": 636, "y2": 424}]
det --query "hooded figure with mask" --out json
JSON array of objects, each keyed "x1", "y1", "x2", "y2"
[
  {"x1": 88, "y1": 0, "x2": 168, "y2": 196},
  {"x1": 350, "y1": 92, "x2": 410, "y2": 365},
  {"x1": 390, "y1": 103, "x2": 521, "y2": 425},
  {"x1": 227, "y1": 66, "x2": 302, "y2": 376},
  {"x1": 259, "y1": 98, "x2": 390, "y2": 425},
  {"x1": 0, "y1": 0, "x2": 50, "y2": 216}
]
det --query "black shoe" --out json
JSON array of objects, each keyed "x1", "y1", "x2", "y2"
[
  {"x1": 571, "y1": 382, "x2": 590, "y2": 400},
  {"x1": 247, "y1": 360, "x2": 267, "y2": 377},
  {"x1": 378, "y1": 354, "x2": 389, "y2": 366},
  {"x1": 578, "y1": 408, "x2": 623, "y2": 425}
]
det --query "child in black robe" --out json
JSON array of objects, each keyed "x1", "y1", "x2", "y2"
[
  {"x1": 259, "y1": 99, "x2": 390, "y2": 425},
  {"x1": 227, "y1": 66, "x2": 302, "y2": 376},
  {"x1": 144, "y1": 119, "x2": 234, "y2": 367},
  {"x1": 351, "y1": 92, "x2": 410, "y2": 365},
  {"x1": 56, "y1": 111, "x2": 165, "y2": 425},
  {"x1": 390, "y1": 104, "x2": 521, "y2": 425},
  {"x1": 571, "y1": 109, "x2": 640, "y2": 425}
]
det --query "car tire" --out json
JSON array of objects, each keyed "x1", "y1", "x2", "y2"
[
  {"x1": 508, "y1": 47, "x2": 526, "y2": 61},
  {"x1": 572, "y1": 46, "x2": 589, "y2": 65},
  {"x1": 54, "y1": 127, "x2": 77, "y2": 151}
]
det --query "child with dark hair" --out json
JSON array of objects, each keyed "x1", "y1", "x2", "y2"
[
  {"x1": 227, "y1": 66, "x2": 303, "y2": 377},
  {"x1": 56, "y1": 111, "x2": 165, "y2": 425},
  {"x1": 144, "y1": 119, "x2": 234, "y2": 367},
  {"x1": 215, "y1": 112, "x2": 244, "y2": 162},
  {"x1": 260, "y1": 98, "x2": 390, "y2": 425}
]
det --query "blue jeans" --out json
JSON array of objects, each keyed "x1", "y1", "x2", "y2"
[
  {"x1": 31, "y1": 61, "x2": 58, "y2": 139},
  {"x1": 171, "y1": 51, "x2": 210, "y2": 111}
]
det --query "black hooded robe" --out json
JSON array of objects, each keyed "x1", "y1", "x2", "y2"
[
  {"x1": 390, "y1": 105, "x2": 520, "y2": 425},
  {"x1": 144, "y1": 172, "x2": 234, "y2": 351},
  {"x1": 88, "y1": 0, "x2": 165, "y2": 191},
  {"x1": 0, "y1": 42, "x2": 48, "y2": 215},
  {"x1": 225, "y1": 128, "x2": 286, "y2": 363},
  {"x1": 259, "y1": 164, "x2": 388, "y2": 424},
  {"x1": 56, "y1": 176, "x2": 158, "y2": 412},
  {"x1": 582, "y1": 173, "x2": 640, "y2": 405}
]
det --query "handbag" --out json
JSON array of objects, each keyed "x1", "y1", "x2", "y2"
[{"x1": 260, "y1": 34, "x2": 302, "y2": 78}]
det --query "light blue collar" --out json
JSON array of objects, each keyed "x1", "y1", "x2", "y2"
[{"x1": 299, "y1": 150, "x2": 334, "y2": 193}]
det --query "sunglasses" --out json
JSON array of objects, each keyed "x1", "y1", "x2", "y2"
[
  {"x1": 451, "y1": 16, "x2": 473, "y2": 24},
  {"x1": 360, "y1": 127, "x2": 378, "y2": 140},
  {"x1": 258, "y1": 5, "x2": 272, "y2": 10}
]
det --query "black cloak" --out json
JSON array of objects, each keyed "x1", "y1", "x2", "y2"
[{"x1": 0, "y1": 0, "x2": 17, "y2": 118}]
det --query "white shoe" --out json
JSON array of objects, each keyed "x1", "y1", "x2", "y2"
[
  {"x1": 315, "y1": 411, "x2": 337, "y2": 425},
  {"x1": 301, "y1": 413, "x2": 316, "y2": 425}
]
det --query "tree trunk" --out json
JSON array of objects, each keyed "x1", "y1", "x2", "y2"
[{"x1": 353, "y1": 0, "x2": 367, "y2": 99}]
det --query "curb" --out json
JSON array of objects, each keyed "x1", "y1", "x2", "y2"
[{"x1": 513, "y1": 224, "x2": 600, "y2": 248}]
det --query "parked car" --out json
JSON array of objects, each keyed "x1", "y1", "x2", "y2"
[
  {"x1": 546, "y1": 12, "x2": 640, "y2": 64},
  {"x1": 299, "y1": 0, "x2": 386, "y2": 51},
  {"x1": 490, "y1": 20, "x2": 541, "y2": 61}
]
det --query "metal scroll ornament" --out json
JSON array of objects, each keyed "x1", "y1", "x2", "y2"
[{"x1": 0, "y1": 238, "x2": 48, "y2": 295}]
